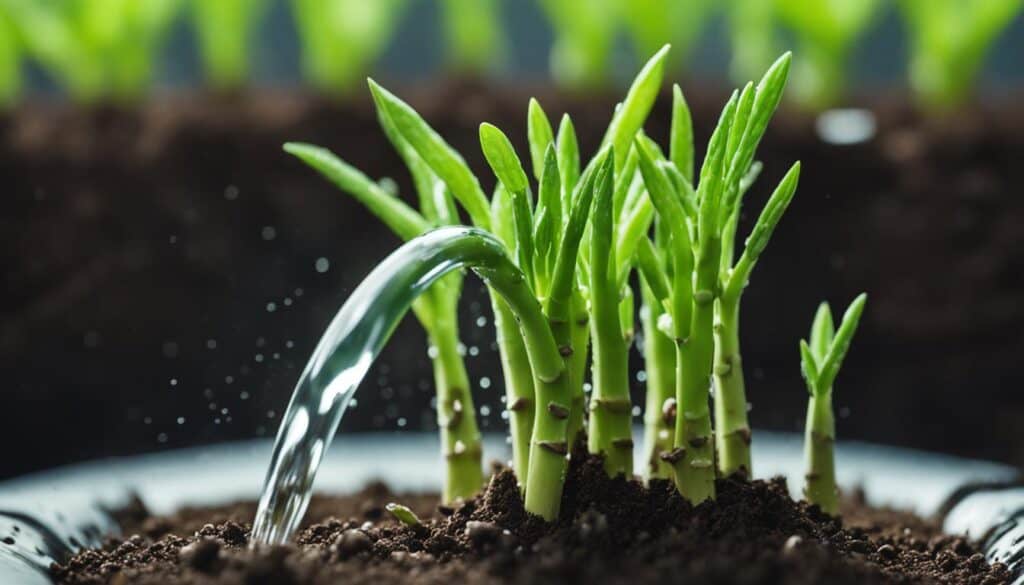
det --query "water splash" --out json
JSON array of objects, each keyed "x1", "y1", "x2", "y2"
[
  {"x1": 941, "y1": 479, "x2": 1024, "y2": 582},
  {"x1": 250, "y1": 226, "x2": 510, "y2": 546}
]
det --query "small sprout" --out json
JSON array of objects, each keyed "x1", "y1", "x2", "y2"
[
  {"x1": 439, "y1": 0, "x2": 503, "y2": 73},
  {"x1": 190, "y1": 0, "x2": 269, "y2": 89},
  {"x1": 799, "y1": 293, "x2": 868, "y2": 515},
  {"x1": 0, "y1": 8, "x2": 22, "y2": 108},
  {"x1": 898, "y1": 0, "x2": 1023, "y2": 109},
  {"x1": 291, "y1": 0, "x2": 409, "y2": 94},
  {"x1": 385, "y1": 503, "x2": 422, "y2": 527},
  {"x1": 774, "y1": 0, "x2": 883, "y2": 108}
]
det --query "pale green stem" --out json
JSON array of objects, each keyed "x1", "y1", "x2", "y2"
[
  {"x1": 804, "y1": 389, "x2": 837, "y2": 515},
  {"x1": 567, "y1": 288, "x2": 590, "y2": 444},
  {"x1": 491, "y1": 297, "x2": 535, "y2": 490},
  {"x1": 640, "y1": 281, "x2": 676, "y2": 481},
  {"x1": 426, "y1": 303, "x2": 484, "y2": 503},
  {"x1": 713, "y1": 294, "x2": 752, "y2": 477}
]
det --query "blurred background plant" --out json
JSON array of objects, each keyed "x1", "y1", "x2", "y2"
[
  {"x1": 1, "y1": 0, "x2": 182, "y2": 102},
  {"x1": 0, "y1": 0, "x2": 1020, "y2": 107},
  {"x1": 898, "y1": 0, "x2": 1023, "y2": 109}
]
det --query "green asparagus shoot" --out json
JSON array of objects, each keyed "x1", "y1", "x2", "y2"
[
  {"x1": 291, "y1": 0, "x2": 409, "y2": 94},
  {"x1": 283, "y1": 140, "x2": 484, "y2": 504},
  {"x1": 439, "y1": 0, "x2": 504, "y2": 74},
  {"x1": 799, "y1": 293, "x2": 868, "y2": 515},
  {"x1": 536, "y1": 0, "x2": 618, "y2": 88},
  {"x1": 190, "y1": 0, "x2": 268, "y2": 89},
  {"x1": 385, "y1": 503, "x2": 423, "y2": 527},
  {"x1": 898, "y1": 0, "x2": 1023, "y2": 109},
  {"x1": 0, "y1": 6, "x2": 21, "y2": 107},
  {"x1": 4, "y1": 0, "x2": 182, "y2": 102},
  {"x1": 774, "y1": 0, "x2": 882, "y2": 108}
]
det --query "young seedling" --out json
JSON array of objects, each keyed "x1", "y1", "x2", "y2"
[
  {"x1": 190, "y1": 0, "x2": 269, "y2": 89},
  {"x1": 898, "y1": 0, "x2": 1022, "y2": 109},
  {"x1": 799, "y1": 294, "x2": 868, "y2": 515},
  {"x1": 774, "y1": 0, "x2": 882, "y2": 108},
  {"x1": 5, "y1": 0, "x2": 182, "y2": 101},
  {"x1": 726, "y1": 0, "x2": 779, "y2": 84},
  {"x1": 439, "y1": 0, "x2": 503, "y2": 74},
  {"x1": 536, "y1": 0, "x2": 618, "y2": 88},
  {"x1": 291, "y1": 0, "x2": 408, "y2": 94},
  {"x1": 619, "y1": 0, "x2": 717, "y2": 73},
  {"x1": 634, "y1": 54, "x2": 792, "y2": 497},
  {"x1": 385, "y1": 503, "x2": 422, "y2": 527},
  {"x1": 364, "y1": 48, "x2": 670, "y2": 491},
  {"x1": 283, "y1": 137, "x2": 484, "y2": 504}
]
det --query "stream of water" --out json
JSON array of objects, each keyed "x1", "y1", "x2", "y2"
[{"x1": 249, "y1": 226, "x2": 511, "y2": 546}]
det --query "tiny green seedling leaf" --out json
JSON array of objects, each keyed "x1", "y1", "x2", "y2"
[
  {"x1": 386, "y1": 503, "x2": 422, "y2": 527},
  {"x1": 480, "y1": 122, "x2": 531, "y2": 197},
  {"x1": 528, "y1": 99, "x2": 556, "y2": 182}
]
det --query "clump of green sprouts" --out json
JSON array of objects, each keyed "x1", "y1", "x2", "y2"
[
  {"x1": 292, "y1": 46, "x2": 868, "y2": 520},
  {"x1": 190, "y1": 0, "x2": 269, "y2": 90},
  {"x1": 799, "y1": 294, "x2": 867, "y2": 515},
  {"x1": 898, "y1": 0, "x2": 1023, "y2": 109}
]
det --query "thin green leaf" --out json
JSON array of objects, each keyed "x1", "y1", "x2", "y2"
[
  {"x1": 799, "y1": 339, "x2": 820, "y2": 394},
  {"x1": 537, "y1": 145, "x2": 563, "y2": 231},
  {"x1": 283, "y1": 142, "x2": 429, "y2": 241},
  {"x1": 601, "y1": 44, "x2": 671, "y2": 171},
  {"x1": 368, "y1": 79, "x2": 491, "y2": 229},
  {"x1": 480, "y1": 122, "x2": 531, "y2": 197},
  {"x1": 725, "y1": 161, "x2": 800, "y2": 299},
  {"x1": 669, "y1": 85, "x2": 694, "y2": 182},
  {"x1": 556, "y1": 113, "x2": 581, "y2": 205},
  {"x1": 817, "y1": 293, "x2": 868, "y2": 392},
  {"x1": 512, "y1": 189, "x2": 535, "y2": 284},
  {"x1": 810, "y1": 301, "x2": 835, "y2": 363},
  {"x1": 528, "y1": 98, "x2": 556, "y2": 182}
]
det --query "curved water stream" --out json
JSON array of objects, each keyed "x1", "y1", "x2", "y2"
[{"x1": 250, "y1": 226, "x2": 521, "y2": 546}]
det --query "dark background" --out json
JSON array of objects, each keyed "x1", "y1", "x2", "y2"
[{"x1": 2, "y1": 1, "x2": 1024, "y2": 480}]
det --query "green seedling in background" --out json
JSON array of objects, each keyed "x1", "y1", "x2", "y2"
[
  {"x1": 799, "y1": 294, "x2": 867, "y2": 515},
  {"x1": 0, "y1": 5, "x2": 21, "y2": 107},
  {"x1": 191, "y1": 0, "x2": 269, "y2": 90},
  {"x1": 536, "y1": 0, "x2": 618, "y2": 89},
  {"x1": 284, "y1": 125, "x2": 485, "y2": 502},
  {"x1": 899, "y1": 0, "x2": 1023, "y2": 109},
  {"x1": 2, "y1": 0, "x2": 181, "y2": 102},
  {"x1": 774, "y1": 0, "x2": 882, "y2": 108},
  {"x1": 727, "y1": 0, "x2": 779, "y2": 84},
  {"x1": 439, "y1": 0, "x2": 504, "y2": 74},
  {"x1": 619, "y1": 0, "x2": 717, "y2": 74},
  {"x1": 291, "y1": 0, "x2": 408, "y2": 94}
]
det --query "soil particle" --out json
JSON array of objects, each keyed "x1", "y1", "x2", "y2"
[{"x1": 52, "y1": 453, "x2": 1011, "y2": 585}]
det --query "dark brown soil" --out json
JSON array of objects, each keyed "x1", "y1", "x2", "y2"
[
  {"x1": 2, "y1": 82, "x2": 1024, "y2": 479},
  {"x1": 53, "y1": 454, "x2": 1011, "y2": 584}
]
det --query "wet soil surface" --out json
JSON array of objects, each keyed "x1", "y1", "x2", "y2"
[
  {"x1": 3, "y1": 83, "x2": 1024, "y2": 478},
  {"x1": 53, "y1": 455, "x2": 1011, "y2": 584}
]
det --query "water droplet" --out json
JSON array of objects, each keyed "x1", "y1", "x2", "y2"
[
  {"x1": 177, "y1": 417, "x2": 185, "y2": 425},
  {"x1": 283, "y1": 297, "x2": 293, "y2": 306},
  {"x1": 255, "y1": 353, "x2": 265, "y2": 363},
  {"x1": 168, "y1": 235, "x2": 178, "y2": 244},
  {"x1": 636, "y1": 370, "x2": 647, "y2": 382},
  {"x1": 224, "y1": 185, "x2": 240, "y2": 200},
  {"x1": 293, "y1": 288, "x2": 304, "y2": 297},
  {"x1": 427, "y1": 346, "x2": 439, "y2": 359},
  {"x1": 397, "y1": 417, "x2": 407, "y2": 428},
  {"x1": 157, "y1": 433, "x2": 168, "y2": 443},
  {"x1": 479, "y1": 377, "x2": 491, "y2": 389},
  {"x1": 83, "y1": 330, "x2": 100, "y2": 348},
  {"x1": 143, "y1": 417, "x2": 152, "y2": 425},
  {"x1": 583, "y1": 382, "x2": 592, "y2": 393},
  {"x1": 632, "y1": 406, "x2": 642, "y2": 417},
  {"x1": 475, "y1": 316, "x2": 487, "y2": 327},
  {"x1": 261, "y1": 226, "x2": 277, "y2": 241},
  {"x1": 169, "y1": 378, "x2": 178, "y2": 387},
  {"x1": 285, "y1": 340, "x2": 295, "y2": 349},
  {"x1": 206, "y1": 338, "x2": 218, "y2": 350},
  {"x1": 162, "y1": 341, "x2": 179, "y2": 358},
  {"x1": 240, "y1": 391, "x2": 250, "y2": 400},
  {"x1": 225, "y1": 376, "x2": 235, "y2": 384},
  {"x1": 468, "y1": 345, "x2": 480, "y2": 356},
  {"x1": 266, "y1": 302, "x2": 277, "y2": 313},
  {"x1": 480, "y1": 405, "x2": 491, "y2": 416},
  {"x1": 315, "y1": 257, "x2": 330, "y2": 273}
]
